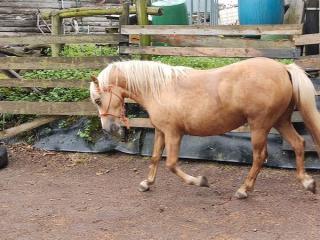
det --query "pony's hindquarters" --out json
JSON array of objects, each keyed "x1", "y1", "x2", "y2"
[{"x1": 284, "y1": 63, "x2": 319, "y2": 193}]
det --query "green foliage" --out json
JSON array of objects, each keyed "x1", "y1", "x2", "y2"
[
  {"x1": 77, "y1": 117, "x2": 101, "y2": 142},
  {"x1": 61, "y1": 44, "x2": 117, "y2": 57}
]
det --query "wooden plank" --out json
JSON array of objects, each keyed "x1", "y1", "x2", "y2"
[
  {"x1": 294, "y1": 34, "x2": 320, "y2": 46},
  {"x1": 0, "y1": 27, "x2": 45, "y2": 33},
  {"x1": 295, "y1": 55, "x2": 320, "y2": 71},
  {"x1": 121, "y1": 24, "x2": 303, "y2": 36},
  {"x1": 126, "y1": 118, "x2": 153, "y2": 128},
  {"x1": 0, "y1": 20, "x2": 37, "y2": 27},
  {"x1": 120, "y1": 46, "x2": 299, "y2": 58},
  {"x1": 0, "y1": 34, "x2": 127, "y2": 45},
  {"x1": 0, "y1": 100, "x2": 138, "y2": 115},
  {"x1": 151, "y1": 35, "x2": 295, "y2": 48},
  {"x1": 0, "y1": 116, "x2": 61, "y2": 139},
  {"x1": 0, "y1": 56, "x2": 123, "y2": 70},
  {"x1": 0, "y1": 101, "x2": 97, "y2": 115},
  {"x1": 0, "y1": 78, "x2": 90, "y2": 88}
]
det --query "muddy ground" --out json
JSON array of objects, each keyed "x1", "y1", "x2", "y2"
[{"x1": 0, "y1": 144, "x2": 319, "y2": 240}]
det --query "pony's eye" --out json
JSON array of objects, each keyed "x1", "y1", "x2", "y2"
[{"x1": 95, "y1": 98, "x2": 102, "y2": 106}]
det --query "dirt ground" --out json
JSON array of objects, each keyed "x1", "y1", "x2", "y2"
[{"x1": 0, "y1": 144, "x2": 319, "y2": 240}]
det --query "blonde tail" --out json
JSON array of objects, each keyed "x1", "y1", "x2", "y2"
[{"x1": 286, "y1": 63, "x2": 320, "y2": 155}]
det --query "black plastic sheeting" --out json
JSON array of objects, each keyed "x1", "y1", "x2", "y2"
[
  {"x1": 33, "y1": 118, "x2": 320, "y2": 170},
  {"x1": 32, "y1": 78, "x2": 320, "y2": 169},
  {"x1": 34, "y1": 118, "x2": 141, "y2": 154},
  {"x1": 141, "y1": 131, "x2": 320, "y2": 169}
]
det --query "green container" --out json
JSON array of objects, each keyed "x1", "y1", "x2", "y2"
[{"x1": 152, "y1": 0, "x2": 189, "y2": 25}]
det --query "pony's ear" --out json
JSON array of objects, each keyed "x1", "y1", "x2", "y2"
[{"x1": 91, "y1": 75, "x2": 99, "y2": 86}]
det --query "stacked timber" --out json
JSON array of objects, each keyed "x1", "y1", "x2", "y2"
[{"x1": 0, "y1": 0, "x2": 121, "y2": 36}]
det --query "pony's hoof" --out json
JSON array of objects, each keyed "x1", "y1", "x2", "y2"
[
  {"x1": 138, "y1": 180, "x2": 150, "y2": 192},
  {"x1": 235, "y1": 189, "x2": 248, "y2": 199},
  {"x1": 198, "y1": 176, "x2": 210, "y2": 187},
  {"x1": 303, "y1": 178, "x2": 316, "y2": 194}
]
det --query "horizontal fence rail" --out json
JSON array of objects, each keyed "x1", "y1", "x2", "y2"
[
  {"x1": 120, "y1": 46, "x2": 300, "y2": 58},
  {"x1": 294, "y1": 33, "x2": 320, "y2": 46},
  {"x1": 121, "y1": 24, "x2": 303, "y2": 36},
  {"x1": 0, "y1": 34, "x2": 128, "y2": 45},
  {"x1": 0, "y1": 56, "x2": 124, "y2": 70},
  {"x1": 149, "y1": 35, "x2": 295, "y2": 48},
  {"x1": 295, "y1": 55, "x2": 320, "y2": 71}
]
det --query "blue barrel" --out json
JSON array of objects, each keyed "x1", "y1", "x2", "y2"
[{"x1": 239, "y1": 0, "x2": 284, "y2": 25}]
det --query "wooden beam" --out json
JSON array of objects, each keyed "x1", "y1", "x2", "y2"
[
  {"x1": 0, "y1": 56, "x2": 123, "y2": 70},
  {"x1": 41, "y1": 6, "x2": 163, "y2": 19},
  {"x1": 51, "y1": 14, "x2": 63, "y2": 57},
  {"x1": 294, "y1": 34, "x2": 320, "y2": 46},
  {"x1": 136, "y1": 0, "x2": 151, "y2": 60},
  {"x1": 0, "y1": 116, "x2": 61, "y2": 139},
  {"x1": 151, "y1": 35, "x2": 295, "y2": 48},
  {"x1": 0, "y1": 100, "x2": 139, "y2": 116},
  {"x1": 126, "y1": 118, "x2": 153, "y2": 128},
  {"x1": 119, "y1": 2, "x2": 130, "y2": 26},
  {"x1": 120, "y1": 46, "x2": 299, "y2": 58},
  {"x1": 295, "y1": 55, "x2": 320, "y2": 70},
  {"x1": 0, "y1": 101, "x2": 97, "y2": 115},
  {"x1": 0, "y1": 34, "x2": 128, "y2": 45},
  {"x1": 121, "y1": 24, "x2": 303, "y2": 36},
  {"x1": 0, "y1": 78, "x2": 90, "y2": 88}
]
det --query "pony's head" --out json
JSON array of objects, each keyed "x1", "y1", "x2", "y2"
[
  {"x1": 90, "y1": 64, "x2": 126, "y2": 137},
  {"x1": 90, "y1": 60, "x2": 192, "y2": 136}
]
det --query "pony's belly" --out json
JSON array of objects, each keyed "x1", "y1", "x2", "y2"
[{"x1": 183, "y1": 115, "x2": 246, "y2": 136}]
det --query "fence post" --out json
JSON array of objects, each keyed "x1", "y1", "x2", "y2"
[
  {"x1": 51, "y1": 13, "x2": 62, "y2": 57},
  {"x1": 136, "y1": 0, "x2": 151, "y2": 60},
  {"x1": 120, "y1": 2, "x2": 130, "y2": 26}
]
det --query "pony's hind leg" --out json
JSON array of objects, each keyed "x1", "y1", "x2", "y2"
[
  {"x1": 139, "y1": 129, "x2": 165, "y2": 192},
  {"x1": 165, "y1": 132, "x2": 209, "y2": 187},
  {"x1": 235, "y1": 129, "x2": 268, "y2": 199},
  {"x1": 275, "y1": 120, "x2": 316, "y2": 193}
]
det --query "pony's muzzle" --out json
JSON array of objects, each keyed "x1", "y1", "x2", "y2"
[{"x1": 102, "y1": 121, "x2": 123, "y2": 139}]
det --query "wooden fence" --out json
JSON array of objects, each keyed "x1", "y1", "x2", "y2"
[{"x1": 1, "y1": 10, "x2": 320, "y2": 140}]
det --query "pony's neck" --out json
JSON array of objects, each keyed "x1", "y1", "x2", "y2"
[{"x1": 109, "y1": 75, "x2": 147, "y2": 108}]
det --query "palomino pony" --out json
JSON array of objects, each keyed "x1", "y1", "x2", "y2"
[{"x1": 90, "y1": 57, "x2": 318, "y2": 199}]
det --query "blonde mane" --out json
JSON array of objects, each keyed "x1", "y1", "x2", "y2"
[{"x1": 97, "y1": 60, "x2": 192, "y2": 99}]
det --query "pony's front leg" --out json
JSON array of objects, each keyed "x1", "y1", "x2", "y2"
[
  {"x1": 139, "y1": 129, "x2": 165, "y2": 192},
  {"x1": 165, "y1": 132, "x2": 209, "y2": 187}
]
